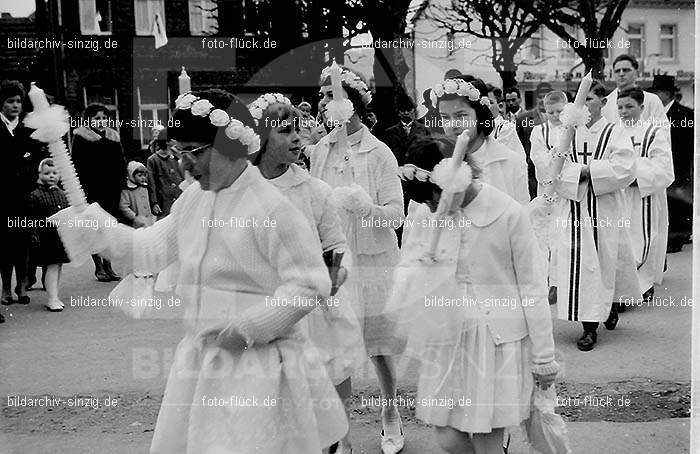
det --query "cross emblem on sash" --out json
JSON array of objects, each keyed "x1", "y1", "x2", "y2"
[
  {"x1": 577, "y1": 142, "x2": 593, "y2": 164},
  {"x1": 630, "y1": 136, "x2": 641, "y2": 154}
]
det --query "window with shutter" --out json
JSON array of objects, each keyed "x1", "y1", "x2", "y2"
[
  {"x1": 79, "y1": 0, "x2": 112, "y2": 34},
  {"x1": 79, "y1": 0, "x2": 97, "y2": 34},
  {"x1": 134, "y1": 0, "x2": 165, "y2": 36},
  {"x1": 188, "y1": 0, "x2": 218, "y2": 36}
]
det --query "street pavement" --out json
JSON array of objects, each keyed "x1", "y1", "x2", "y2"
[{"x1": 0, "y1": 246, "x2": 692, "y2": 453}]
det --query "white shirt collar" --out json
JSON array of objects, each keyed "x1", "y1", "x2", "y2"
[
  {"x1": 1, "y1": 112, "x2": 19, "y2": 135},
  {"x1": 664, "y1": 99, "x2": 674, "y2": 114}
]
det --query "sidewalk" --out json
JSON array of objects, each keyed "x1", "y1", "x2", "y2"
[{"x1": 2, "y1": 418, "x2": 690, "y2": 453}]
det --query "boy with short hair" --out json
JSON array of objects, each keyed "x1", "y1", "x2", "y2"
[
  {"x1": 617, "y1": 86, "x2": 674, "y2": 302},
  {"x1": 530, "y1": 90, "x2": 567, "y2": 196},
  {"x1": 553, "y1": 81, "x2": 637, "y2": 351}
]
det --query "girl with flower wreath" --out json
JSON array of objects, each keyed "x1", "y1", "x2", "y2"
[
  {"x1": 62, "y1": 89, "x2": 348, "y2": 453},
  {"x1": 430, "y1": 76, "x2": 530, "y2": 205},
  {"x1": 249, "y1": 93, "x2": 365, "y2": 454},
  {"x1": 391, "y1": 126, "x2": 560, "y2": 454},
  {"x1": 310, "y1": 65, "x2": 406, "y2": 454}
]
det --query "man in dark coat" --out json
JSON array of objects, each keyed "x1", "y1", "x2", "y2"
[
  {"x1": 516, "y1": 82, "x2": 550, "y2": 199},
  {"x1": 71, "y1": 103, "x2": 127, "y2": 281},
  {"x1": 650, "y1": 75, "x2": 694, "y2": 252},
  {"x1": 382, "y1": 96, "x2": 431, "y2": 245},
  {"x1": 0, "y1": 80, "x2": 48, "y2": 312},
  {"x1": 382, "y1": 96, "x2": 431, "y2": 166}
]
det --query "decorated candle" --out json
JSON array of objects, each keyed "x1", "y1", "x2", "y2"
[
  {"x1": 572, "y1": 71, "x2": 593, "y2": 107},
  {"x1": 329, "y1": 60, "x2": 344, "y2": 101},
  {"x1": 28, "y1": 82, "x2": 50, "y2": 111}
]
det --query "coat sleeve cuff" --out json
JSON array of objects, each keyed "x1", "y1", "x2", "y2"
[{"x1": 531, "y1": 360, "x2": 561, "y2": 376}]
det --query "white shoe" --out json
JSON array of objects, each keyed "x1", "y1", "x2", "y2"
[
  {"x1": 380, "y1": 412, "x2": 404, "y2": 454},
  {"x1": 46, "y1": 299, "x2": 63, "y2": 312}
]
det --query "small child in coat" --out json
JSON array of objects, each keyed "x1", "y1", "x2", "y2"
[
  {"x1": 146, "y1": 138, "x2": 183, "y2": 218},
  {"x1": 120, "y1": 161, "x2": 155, "y2": 228},
  {"x1": 27, "y1": 158, "x2": 70, "y2": 312}
]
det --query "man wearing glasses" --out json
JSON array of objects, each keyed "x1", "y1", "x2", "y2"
[{"x1": 602, "y1": 54, "x2": 667, "y2": 124}]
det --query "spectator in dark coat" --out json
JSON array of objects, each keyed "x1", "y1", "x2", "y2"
[
  {"x1": 146, "y1": 139, "x2": 183, "y2": 218},
  {"x1": 382, "y1": 96, "x2": 431, "y2": 166},
  {"x1": 71, "y1": 103, "x2": 127, "y2": 282},
  {"x1": 382, "y1": 96, "x2": 431, "y2": 246},
  {"x1": 515, "y1": 82, "x2": 550, "y2": 199},
  {"x1": 0, "y1": 80, "x2": 48, "y2": 312},
  {"x1": 417, "y1": 88, "x2": 443, "y2": 135},
  {"x1": 650, "y1": 75, "x2": 694, "y2": 252}
]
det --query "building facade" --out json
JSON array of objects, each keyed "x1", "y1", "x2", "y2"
[
  {"x1": 409, "y1": 0, "x2": 694, "y2": 108},
  {"x1": 0, "y1": 0, "x2": 328, "y2": 154}
]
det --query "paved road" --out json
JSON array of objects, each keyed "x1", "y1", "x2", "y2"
[{"x1": 0, "y1": 247, "x2": 692, "y2": 453}]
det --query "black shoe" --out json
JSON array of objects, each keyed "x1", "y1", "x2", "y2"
[
  {"x1": 643, "y1": 287, "x2": 654, "y2": 303},
  {"x1": 1, "y1": 297, "x2": 14, "y2": 306},
  {"x1": 617, "y1": 302, "x2": 626, "y2": 313},
  {"x1": 548, "y1": 286, "x2": 557, "y2": 305},
  {"x1": 328, "y1": 442, "x2": 338, "y2": 454},
  {"x1": 667, "y1": 243, "x2": 683, "y2": 253},
  {"x1": 604, "y1": 310, "x2": 618, "y2": 330},
  {"x1": 577, "y1": 331, "x2": 597, "y2": 351},
  {"x1": 16, "y1": 295, "x2": 30, "y2": 305},
  {"x1": 107, "y1": 271, "x2": 121, "y2": 282},
  {"x1": 0, "y1": 313, "x2": 5, "y2": 323}
]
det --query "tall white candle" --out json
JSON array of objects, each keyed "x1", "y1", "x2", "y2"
[
  {"x1": 28, "y1": 83, "x2": 50, "y2": 111},
  {"x1": 178, "y1": 66, "x2": 191, "y2": 94}
]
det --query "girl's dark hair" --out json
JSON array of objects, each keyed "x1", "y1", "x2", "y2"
[
  {"x1": 617, "y1": 86, "x2": 644, "y2": 105},
  {"x1": 169, "y1": 89, "x2": 256, "y2": 158},
  {"x1": 403, "y1": 137, "x2": 482, "y2": 203},
  {"x1": 0, "y1": 80, "x2": 25, "y2": 104},
  {"x1": 152, "y1": 139, "x2": 167, "y2": 151},
  {"x1": 251, "y1": 102, "x2": 301, "y2": 165},
  {"x1": 319, "y1": 66, "x2": 369, "y2": 119},
  {"x1": 436, "y1": 75, "x2": 494, "y2": 137},
  {"x1": 82, "y1": 103, "x2": 111, "y2": 120}
]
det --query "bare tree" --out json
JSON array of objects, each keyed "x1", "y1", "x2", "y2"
[
  {"x1": 345, "y1": 0, "x2": 415, "y2": 125},
  {"x1": 422, "y1": 0, "x2": 545, "y2": 89},
  {"x1": 531, "y1": 0, "x2": 631, "y2": 79}
]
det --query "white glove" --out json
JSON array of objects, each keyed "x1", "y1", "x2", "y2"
[{"x1": 333, "y1": 183, "x2": 373, "y2": 215}]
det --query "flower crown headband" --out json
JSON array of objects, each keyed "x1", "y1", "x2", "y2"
[
  {"x1": 174, "y1": 93, "x2": 261, "y2": 155},
  {"x1": 248, "y1": 93, "x2": 292, "y2": 125},
  {"x1": 430, "y1": 79, "x2": 490, "y2": 108},
  {"x1": 320, "y1": 66, "x2": 372, "y2": 105}
]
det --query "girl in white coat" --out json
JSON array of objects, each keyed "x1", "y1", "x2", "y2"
[
  {"x1": 434, "y1": 76, "x2": 530, "y2": 205},
  {"x1": 65, "y1": 89, "x2": 348, "y2": 453},
  {"x1": 253, "y1": 97, "x2": 364, "y2": 454},
  {"x1": 394, "y1": 83, "x2": 559, "y2": 453}
]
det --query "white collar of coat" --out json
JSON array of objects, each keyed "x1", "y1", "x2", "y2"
[
  {"x1": 328, "y1": 124, "x2": 378, "y2": 154},
  {"x1": 268, "y1": 163, "x2": 310, "y2": 188},
  {"x1": 472, "y1": 136, "x2": 511, "y2": 165},
  {"x1": 584, "y1": 117, "x2": 610, "y2": 133},
  {"x1": 205, "y1": 161, "x2": 259, "y2": 195},
  {"x1": 459, "y1": 183, "x2": 509, "y2": 227},
  {"x1": 0, "y1": 112, "x2": 19, "y2": 134}
]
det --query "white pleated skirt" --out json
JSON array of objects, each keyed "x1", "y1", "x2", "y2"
[{"x1": 415, "y1": 321, "x2": 534, "y2": 434}]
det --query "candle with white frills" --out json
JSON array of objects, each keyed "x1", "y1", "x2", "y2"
[
  {"x1": 25, "y1": 83, "x2": 85, "y2": 209},
  {"x1": 25, "y1": 83, "x2": 93, "y2": 264},
  {"x1": 526, "y1": 71, "x2": 593, "y2": 250}
]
